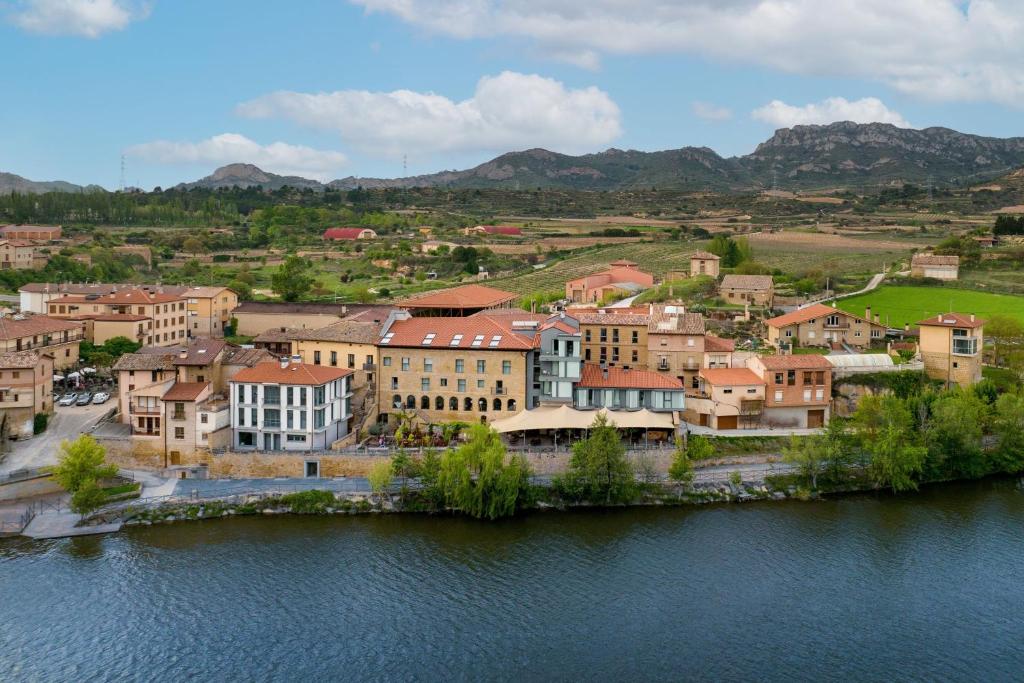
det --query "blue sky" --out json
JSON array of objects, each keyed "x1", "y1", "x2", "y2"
[{"x1": 3, "y1": 0, "x2": 1024, "y2": 189}]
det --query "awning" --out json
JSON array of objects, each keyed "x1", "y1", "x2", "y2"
[
  {"x1": 81, "y1": 367, "x2": 97, "y2": 374},
  {"x1": 490, "y1": 406, "x2": 675, "y2": 433},
  {"x1": 66, "y1": 371, "x2": 81, "y2": 379},
  {"x1": 53, "y1": 374, "x2": 65, "y2": 381}
]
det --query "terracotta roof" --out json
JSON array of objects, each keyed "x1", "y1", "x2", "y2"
[
  {"x1": 379, "y1": 316, "x2": 535, "y2": 350},
  {"x1": 181, "y1": 286, "x2": 234, "y2": 298},
  {"x1": 912, "y1": 253, "x2": 960, "y2": 266},
  {"x1": 222, "y1": 346, "x2": 276, "y2": 367},
  {"x1": 648, "y1": 309, "x2": 704, "y2": 335},
  {"x1": 48, "y1": 289, "x2": 183, "y2": 305},
  {"x1": 137, "y1": 338, "x2": 227, "y2": 365},
  {"x1": 398, "y1": 284, "x2": 517, "y2": 310},
  {"x1": 700, "y1": 367, "x2": 764, "y2": 386},
  {"x1": 766, "y1": 303, "x2": 877, "y2": 329},
  {"x1": 703, "y1": 335, "x2": 736, "y2": 353},
  {"x1": 342, "y1": 306, "x2": 401, "y2": 323},
  {"x1": 691, "y1": 251, "x2": 720, "y2": 260},
  {"x1": 916, "y1": 313, "x2": 985, "y2": 329},
  {"x1": 162, "y1": 382, "x2": 209, "y2": 402},
  {"x1": 0, "y1": 350, "x2": 47, "y2": 369},
  {"x1": 253, "y1": 327, "x2": 299, "y2": 343},
  {"x1": 755, "y1": 354, "x2": 833, "y2": 370},
  {"x1": 579, "y1": 363, "x2": 684, "y2": 389},
  {"x1": 92, "y1": 314, "x2": 150, "y2": 322},
  {"x1": 232, "y1": 301, "x2": 358, "y2": 315},
  {"x1": 20, "y1": 283, "x2": 188, "y2": 296},
  {"x1": 112, "y1": 353, "x2": 176, "y2": 371},
  {"x1": 577, "y1": 312, "x2": 650, "y2": 326},
  {"x1": 231, "y1": 361, "x2": 352, "y2": 385},
  {"x1": 0, "y1": 314, "x2": 82, "y2": 340},
  {"x1": 290, "y1": 320, "x2": 383, "y2": 344},
  {"x1": 323, "y1": 227, "x2": 374, "y2": 239},
  {"x1": 720, "y1": 274, "x2": 774, "y2": 290},
  {"x1": 476, "y1": 225, "x2": 522, "y2": 235}
]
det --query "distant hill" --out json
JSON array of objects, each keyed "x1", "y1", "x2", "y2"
[
  {"x1": 0, "y1": 171, "x2": 94, "y2": 194},
  {"x1": 175, "y1": 163, "x2": 325, "y2": 191}
]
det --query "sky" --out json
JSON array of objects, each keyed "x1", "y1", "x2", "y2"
[{"x1": 3, "y1": 0, "x2": 1024, "y2": 190}]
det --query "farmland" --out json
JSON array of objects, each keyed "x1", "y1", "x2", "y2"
[{"x1": 837, "y1": 285, "x2": 1024, "y2": 327}]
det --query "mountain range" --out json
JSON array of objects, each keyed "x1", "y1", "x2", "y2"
[{"x1": 6, "y1": 122, "x2": 1024, "y2": 195}]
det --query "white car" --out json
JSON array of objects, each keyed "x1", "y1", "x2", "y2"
[
  {"x1": 57, "y1": 393, "x2": 78, "y2": 407},
  {"x1": 92, "y1": 392, "x2": 110, "y2": 404}
]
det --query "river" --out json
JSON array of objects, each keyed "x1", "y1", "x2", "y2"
[{"x1": 2, "y1": 480, "x2": 1024, "y2": 681}]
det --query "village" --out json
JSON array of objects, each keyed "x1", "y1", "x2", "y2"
[{"x1": 0, "y1": 222, "x2": 992, "y2": 484}]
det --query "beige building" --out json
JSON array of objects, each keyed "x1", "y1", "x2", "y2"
[
  {"x1": 647, "y1": 307, "x2": 706, "y2": 391},
  {"x1": 719, "y1": 274, "x2": 774, "y2": 308},
  {"x1": 182, "y1": 286, "x2": 238, "y2": 338},
  {"x1": 232, "y1": 302, "x2": 392, "y2": 337},
  {"x1": 911, "y1": 253, "x2": 959, "y2": 280},
  {"x1": 46, "y1": 289, "x2": 188, "y2": 347},
  {"x1": 690, "y1": 251, "x2": 721, "y2": 277},
  {"x1": 766, "y1": 303, "x2": 886, "y2": 349},
  {"x1": 689, "y1": 367, "x2": 766, "y2": 430},
  {"x1": 565, "y1": 260, "x2": 654, "y2": 304},
  {"x1": 578, "y1": 310, "x2": 650, "y2": 369},
  {"x1": 377, "y1": 314, "x2": 534, "y2": 426},
  {"x1": 917, "y1": 313, "x2": 984, "y2": 386},
  {"x1": 0, "y1": 240, "x2": 43, "y2": 270},
  {"x1": 0, "y1": 351, "x2": 54, "y2": 439},
  {"x1": 0, "y1": 314, "x2": 83, "y2": 370},
  {"x1": 748, "y1": 354, "x2": 831, "y2": 428},
  {"x1": 290, "y1": 319, "x2": 383, "y2": 390}
]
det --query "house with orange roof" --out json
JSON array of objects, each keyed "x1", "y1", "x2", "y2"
[
  {"x1": 0, "y1": 239, "x2": 44, "y2": 270},
  {"x1": 765, "y1": 303, "x2": 886, "y2": 349},
  {"x1": 398, "y1": 284, "x2": 518, "y2": 317},
  {"x1": 747, "y1": 354, "x2": 832, "y2": 428},
  {"x1": 230, "y1": 358, "x2": 354, "y2": 457},
  {"x1": 565, "y1": 260, "x2": 654, "y2": 304},
  {"x1": 323, "y1": 227, "x2": 377, "y2": 240},
  {"x1": 0, "y1": 313, "x2": 84, "y2": 370},
  {"x1": 575, "y1": 363, "x2": 685, "y2": 412},
  {"x1": 688, "y1": 367, "x2": 766, "y2": 430},
  {"x1": 0, "y1": 350, "x2": 54, "y2": 439},
  {"x1": 46, "y1": 288, "x2": 188, "y2": 347},
  {"x1": 917, "y1": 312, "x2": 984, "y2": 386}
]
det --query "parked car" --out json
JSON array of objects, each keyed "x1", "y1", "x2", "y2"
[
  {"x1": 92, "y1": 392, "x2": 110, "y2": 405},
  {"x1": 75, "y1": 392, "x2": 93, "y2": 406},
  {"x1": 58, "y1": 393, "x2": 78, "y2": 407}
]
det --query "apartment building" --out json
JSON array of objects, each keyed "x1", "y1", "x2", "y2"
[
  {"x1": 230, "y1": 358, "x2": 353, "y2": 453},
  {"x1": 376, "y1": 314, "x2": 535, "y2": 425},
  {"x1": 565, "y1": 260, "x2": 654, "y2": 303},
  {"x1": 690, "y1": 367, "x2": 766, "y2": 430},
  {"x1": 647, "y1": 307, "x2": 706, "y2": 390},
  {"x1": 0, "y1": 240, "x2": 43, "y2": 270},
  {"x1": 765, "y1": 303, "x2": 886, "y2": 349},
  {"x1": 46, "y1": 289, "x2": 188, "y2": 347},
  {"x1": 231, "y1": 301, "x2": 389, "y2": 336},
  {"x1": 917, "y1": 313, "x2": 984, "y2": 386},
  {"x1": 575, "y1": 364, "x2": 685, "y2": 412},
  {"x1": 0, "y1": 351, "x2": 54, "y2": 439},
  {"x1": 536, "y1": 316, "x2": 582, "y2": 406},
  {"x1": 181, "y1": 286, "x2": 238, "y2": 338},
  {"x1": 578, "y1": 311, "x2": 649, "y2": 368},
  {"x1": 748, "y1": 354, "x2": 831, "y2": 428},
  {"x1": 719, "y1": 274, "x2": 774, "y2": 308},
  {"x1": 289, "y1": 319, "x2": 383, "y2": 390},
  {"x1": 0, "y1": 314, "x2": 83, "y2": 370},
  {"x1": 690, "y1": 251, "x2": 721, "y2": 277}
]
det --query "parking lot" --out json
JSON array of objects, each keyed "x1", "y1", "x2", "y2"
[{"x1": 0, "y1": 400, "x2": 113, "y2": 475}]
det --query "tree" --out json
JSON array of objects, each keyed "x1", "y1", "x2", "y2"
[
  {"x1": 925, "y1": 390, "x2": 987, "y2": 479},
  {"x1": 561, "y1": 414, "x2": 636, "y2": 504},
  {"x1": 853, "y1": 397, "x2": 926, "y2": 493},
  {"x1": 668, "y1": 437, "x2": 694, "y2": 491},
  {"x1": 436, "y1": 424, "x2": 531, "y2": 519},
  {"x1": 271, "y1": 255, "x2": 314, "y2": 302},
  {"x1": 783, "y1": 435, "x2": 827, "y2": 490},
  {"x1": 985, "y1": 314, "x2": 1024, "y2": 372},
  {"x1": 367, "y1": 460, "x2": 393, "y2": 503},
  {"x1": 53, "y1": 435, "x2": 118, "y2": 494},
  {"x1": 992, "y1": 392, "x2": 1024, "y2": 474},
  {"x1": 70, "y1": 478, "x2": 107, "y2": 518},
  {"x1": 182, "y1": 237, "x2": 205, "y2": 255}
]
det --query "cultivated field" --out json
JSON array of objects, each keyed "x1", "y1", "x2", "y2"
[{"x1": 837, "y1": 285, "x2": 1024, "y2": 327}]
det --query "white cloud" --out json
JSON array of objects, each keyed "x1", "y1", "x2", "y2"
[
  {"x1": 124, "y1": 133, "x2": 348, "y2": 180},
  {"x1": 752, "y1": 97, "x2": 912, "y2": 128},
  {"x1": 351, "y1": 0, "x2": 1024, "y2": 107},
  {"x1": 236, "y1": 71, "x2": 622, "y2": 157},
  {"x1": 692, "y1": 101, "x2": 733, "y2": 122},
  {"x1": 8, "y1": 0, "x2": 147, "y2": 37}
]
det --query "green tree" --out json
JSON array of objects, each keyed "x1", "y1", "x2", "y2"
[
  {"x1": 561, "y1": 414, "x2": 636, "y2": 504},
  {"x1": 854, "y1": 397, "x2": 926, "y2": 493},
  {"x1": 368, "y1": 460, "x2": 393, "y2": 503},
  {"x1": 436, "y1": 424, "x2": 531, "y2": 519},
  {"x1": 986, "y1": 314, "x2": 1024, "y2": 372},
  {"x1": 182, "y1": 237, "x2": 205, "y2": 255},
  {"x1": 70, "y1": 478, "x2": 107, "y2": 518},
  {"x1": 783, "y1": 435, "x2": 827, "y2": 490},
  {"x1": 991, "y1": 392, "x2": 1024, "y2": 474},
  {"x1": 925, "y1": 389, "x2": 988, "y2": 479},
  {"x1": 53, "y1": 435, "x2": 118, "y2": 494},
  {"x1": 271, "y1": 255, "x2": 314, "y2": 302},
  {"x1": 668, "y1": 437, "x2": 694, "y2": 491}
]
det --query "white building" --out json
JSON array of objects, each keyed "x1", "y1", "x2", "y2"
[{"x1": 229, "y1": 356, "x2": 353, "y2": 452}]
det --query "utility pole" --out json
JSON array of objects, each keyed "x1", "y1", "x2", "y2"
[{"x1": 119, "y1": 155, "x2": 126, "y2": 192}]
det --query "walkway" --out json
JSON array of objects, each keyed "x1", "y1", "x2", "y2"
[
  {"x1": 798, "y1": 271, "x2": 886, "y2": 310},
  {"x1": 22, "y1": 510, "x2": 122, "y2": 539},
  {"x1": 608, "y1": 293, "x2": 642, "y2": 308},
  {"x1": 0, "y1": 402, "x2": 110, "y2": 475},
  {"x1": 684, "y1": 425, "x2": 824, "y2": 437},
  {"x1": 170, "y1": 476, "x2": 372, "y2": 499}
]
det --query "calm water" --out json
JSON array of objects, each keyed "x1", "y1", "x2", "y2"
[{"x1": 3, "y1": 481, "x2": 1024, "y2": 681}]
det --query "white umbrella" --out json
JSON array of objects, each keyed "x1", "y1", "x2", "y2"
[
  {"x1": 53, "y1": 374, "x2": 65, "y2": 381},
  {"x1": 81, "y1": 367, "x2": 97, "y2": 374},
  {"x1": 66, "y1": 371, "x2": 81, "y2": 379}
]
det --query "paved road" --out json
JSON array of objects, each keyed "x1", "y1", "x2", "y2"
[
  {"x1": 0, "y1": 401, "x2": 111, "y2": 475},
  {"x1": 798, "y1": 271, "x2": 886, "y2": 310},
  {"x1": 172, "y1": 476, "x2": 373, "y2": 498}
]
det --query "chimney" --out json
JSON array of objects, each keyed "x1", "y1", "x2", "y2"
[
  {"x1": 280, "y1": 357, "x2": 289, "y2": 369},
  {"x1": 874, "y1": 314, "x2": 880, "y2": 324},
  {"x1": 865, "y1": 306, "x2": 871, "y2": 321},
  {"x1": 904, "y1": 323, "x2": 910, "y2": 332},
  {"x1": 178, "y1": 349, "x2": 188, "y2": 360},
  {"x1": 970, "y1": 314, "x2": 976, "y2": 322}
]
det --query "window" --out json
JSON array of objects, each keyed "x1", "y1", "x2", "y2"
[
  {"x1": 288, "y1": 434, "x2": 306, "y2": 443},
  {"x1": 476, "y1": 360, "x2": 486, "y2": 373},
  {"x1": 393, "y1": 394, "x2": 402, "y2": 409},
  {"x1": 330, "y1": 351, "x2": 338, "y2": 366},
  {"x1": 449, "y1": 397, "x2": 458, "y2": 410},
  {"x1": 787, "y1": 370, "x2": 796, "y2": 386},
  {"x1": 458, "y1": 379, "x2": 466, "y2": 392},
  {"x1": 313, "y1": 351, "x2": 321, "y2": 365},
  {"x1": 286, "y1": 411, "x2": 294, "y2": 429},
  {"x1": 585, "y1": 349, "x2": 591, "y2": 361},
  {"x1": 478, "y1": 397, "x2": 488, "y2": 411},
  {"x1": 803, "y1": 389, "x2": 812, "y2": 402},
  {"x1": 464, "y1": 397, "x2": 473, "y2": 411},
  {"x1": 435, "y1": 396, "x2": 444, "y2": 410},
  {"x1": 631, "y1": 350, "x2": 638, "y2": 363},
  {"x1": 314, "y1": 386, "x2": 326, "y2": 405},
  {"x1": 423, "y1": 358, "x2": 433, "y2": 372},
  {"x1": 584, "y1": 329, "x2": 591, "y2": 342},
  {"x1": 600, "y1": 328, "x2": 608, "y2": 342},
  {"x1": 507, "y1": 399, "x2": 517, "y2": 411},
  {"x1": 815, "y1": 389, "x2": 824, "y2": 400},
  {"x1": 724, "y1": 389, "x2": 733, "y2": 394},
  {"x1": 287, "y1": 387, "x2": 294, "y2": 405},
  {"x1": 502, "y1": 360, "x2": 511, "y2": 375},
  {"x1": 493, "y1": 398, "x2": 502, "y2": 411},
  {"x1": 785, "y1": 329, "x2": 793, "y2": 338},
  {"x1": 826, "y1": 315, "x2": 840, "y2": 327},
  {"x1": 477, "y1": 379, "x2": 485, "y2": 389},
  {"x1": 383, "y1": 356, "x2": 392, "y2": 367},
  {"x1": 299, "y1": 411, "x2": 307, "y2": 429},
  {"x1": 401, "y1": 357, "x2": 410, "y2": 371},
  {"x1": 390, "y1": 377, "x2": 398, "y2": 390},
  {"x1": 174, "y1": 427, "x2": 184, "y2": 440},
  {"x1": 200, "y1": 413, "x2": 208, "y2": 424},
  {"x1": 774, "y1": 390, "x2": 783, "y2": 402},
  {"x1": 406, "y1": 395, "x2": 416, "y2": 409},
  {"x1": 450, "y1": 334, "x2": 463, "y2": 346},
  {"x1": 455, "y1": 359, "x2": 464, "y2": 373},
  {"x1": 348, "y1": 354, "x2": 355, "y2": 368},
  {"x1": 631, "y1": 330, "x2": 638, "y2": 344},
  {"x1": 263, "y1": 409, "x2": 280, "y2": 428},
  {"x1": 172, "y1": 402, "x2": 185, "y2": 420},
  {"x1": 264, "y1": 386, "x2": 279, "y2": 405},
  {"x1": 421, "y1": 378, "x2": 430, "y2": 391},
  {"x1": 237, "y1": 407, "x2": 244, "y2": 426},
  {"x1": 774, "y1": 373, "x2": 784, "y2": 385},
  {"x1": 314, "y1": 409, "x2": 325, "y2": 429}
]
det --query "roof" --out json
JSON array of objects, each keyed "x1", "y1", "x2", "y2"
[
  {"x1": 916, "y1": 312, "x2": 985, "y2": 329},
  {"x1": 253, "y1": 327, "x2": 299, "y2": 343},
  {"x1": 720, "y1": 274, "x2": 774, "y2": 290},
  {"x1": 379, "y1": 315, "x2": 536, "y2": 350},
  {"x1": 162, "y1": 382, "x2": 209, "y2": 402},
  {"x1": 181, "y1": 286, "x2": 233, "y2": 298},
  {"x1": 648, "y1": 308, "x2": 704, "y2": 335},
  {"x1": 232, "y1": 301, "x2": 357, "y2": 315},
  {"x1": 703, "y1": 335, "x2": 736, "y2": 353},
  {"x1": 577, "y1": 312, "x2": 650, "y2": 326},
  {"x1": 756, "y1": 354, "x2": 833, "y2": 370},
  {"x1": 0, "y1": 314, "x2": 82, "y2": 341},
  {"x1": 222, "y1": 346, "x2": 276, "y2": 367},
  {"x1": 342, "y1": 306, "x2": 401, "y2": 323},
  {"x1": 47, "y1": 289, "x2": 183, "y2": 305},
  {"x1": 398, "y1": 284, "x2": 518, "y2": 310},
  {"x1": 92, "y1": 314, "x2": 150, "y2": 322},
  {"x1": 700, "y1": 367, "x2": 764, "y2": 386},
  {"x1": 476, "y1": 225, "x2": 522, "y2": 235},
  {"x1": 323, "y1": 227, "x2": 374, "y2": 239},
  {"x1": 20, "y1": 282, "x2": 189, "y2": 296},
  {"x1": 579, "y1": 363, "x2": 684, "y2": 389},
  {"x1": 691, "y1": 251, "x2": 721, "y2": 260},
  {"x1": 825, "y1": 354, "x2": 895, "y2": 370},
  {"x1": 0, "y1": 350, "x2": 46, "y2": 369},
  {"x1": 609, "y1": 259, "x2": 637, "y2": 267},
  {"x1": 912, "y1": 253, "x2": 960, "y2": 266},
  {"x1": 112, "y1": 353, "x2": 176, "y2": 371},
  {"x1": 290, "y1": 320, "x2": 383, "y2": 344},
  {"x1": 765, "y1": 303, "x2": 878, "y2": 329},
  {"x1": 231, "y1": 360, "x2": 352, "y2": 385}
]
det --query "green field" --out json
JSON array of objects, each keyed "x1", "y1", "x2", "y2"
[{"x1": 837, "y1": 285, "x2": 1024, "y2": 327}]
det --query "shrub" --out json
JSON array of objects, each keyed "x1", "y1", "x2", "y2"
[
  {"x1": 33, "y1": 412, "x2": 48, "y2": 435},
  {"x1": 280, "y1": 489, "x2": 336, "y2": 513}
]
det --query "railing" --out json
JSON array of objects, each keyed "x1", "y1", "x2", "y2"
[
  {"x1": 171, "y1": 412, "x2": 186, "y2": 421},
  {"x1": 130, "y1": 405, "x2": 161, "y2": 415},
  {"x1": 491, "y1": 387, "x2": 507, "y2": 395},
  {"x1": 362, "y1": 362, "x2": 376, "y2": 371}
]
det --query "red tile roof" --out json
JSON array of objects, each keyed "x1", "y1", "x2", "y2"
[
  {"x1": 579, "y1": 363, "x2": 683, "y2": 389},
  {"x1": 48, "y1": 289, "x2": 183, "y2": 305},
  {"x1": 703, "y1": 335, "x2": 735, "y2": 352},
  {"x1": 478, "y1": 225, "x2": 522, "y2": 235},
  {"x1": 231, "y1": 361, "x2": 352, "y2": 385},
  {"x1": 755, "y1": 354, "x2": 833, "y2": 370},
  {"x1": 92, "y1": 314, "x2": 150, "y2": 322},
  {"x1": 916, "y1": 312, "x2": 984, "y2": 329},
  {"x1": 0, "y1": 314, "x2": 82, "y2": 341},
  {"x1": 380, "y1": 316, "x2": 535, "y2": 350},
  {"x1": 323, "y1": 227, "x2": 374, "y2": 240},
  {"x1": 700, "y1": 367, "x2": 764, "y2": 386},
  {"x1": 766, "y1": 303, "x2": 876, "y2": 328},
  {"x1": 162, "y1": 382, "x2": 209, "y2": 401},
  {"x1": 399, "y1": 284, "x2": 517, "y2": 310}
]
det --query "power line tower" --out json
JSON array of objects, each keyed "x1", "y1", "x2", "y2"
[{"x1": 119, "y1": 155, "x2": 126, "y2": 192}]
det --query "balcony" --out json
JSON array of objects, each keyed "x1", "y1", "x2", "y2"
[
  {"x1": 539, "y1": 352, "x2": 578, "y2": 362},
  {"x1": 491, "y1": 387, "x2": 507, "y2": 396},
  {"x1": 130, "y1": 404, "x2": 161, "y2": 415},
  {"x1": 362, "y1": 362, "x2": 377, "y2": 371},
  {"x1": 657, "y1": 361, "x2": 671, "y2": 370},
  {"x1": 952, "y1": 339, "x2": 978, "y2": 356},
  {"x1": 823, "y1": 321, "x2": 850, "y2": 329},
  {"x1": 171, "y1": 412, "x2": 186, "y2": 421},
  {"x1": 263, "y1": 420, "x2": 281, "y2": 430}
]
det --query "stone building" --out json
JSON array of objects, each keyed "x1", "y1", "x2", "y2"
[
  {"x1": 0, "y1": 313, "x2": 83, "y2": 370},
  {"x1": 917, "y1": 312, "x2": 984, "y2": 386},
  {"x1": 765, "y1": 303, "x2": 886, "y2": 349},
  {"x1": 578, "y1": 310, "x2": 650, "y2": 369},
  {"x1": 690, "y1": 251, "x2": 721, "y2": 277},
  {"x1": 719, "y1": 274, "x2": 774, "y2": 308},
  {"x1": 747, "y1": 354, "x2": 831, "y2": 428},
  {"x1": 0, "y1": 351, "x2": 54, "y2": 439},
  {"x1": 46, "y1": 289, "x2": 188, "y2": 347}
]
